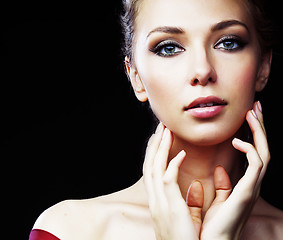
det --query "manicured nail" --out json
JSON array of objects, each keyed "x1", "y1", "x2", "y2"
[
  {"x1": 232, "y1": 137, "x2": 243, "y2": 147},
  {"x1": 179, "y1": 150, "x2": 186, "y2": 157},
  {"x1": 162, "y1": 128, "x2": 169, "y2": 140},
  {"x1": 147, "y1": 135, "x2": 154, "y2": 146},
  {"x1": 257, "y1": 101, "x2": 262, "y2": 113},
  {"x1": 251, "y1": 109, "x2": 258, "y2": 119},
  {"x1": 155, "y1": 122, "x2": 163, "y2": 133}
]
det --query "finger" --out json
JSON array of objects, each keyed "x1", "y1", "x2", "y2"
[
  {"x1": 254, "y1": 101, "x2": 266, "y2": 135},
  {"x1": 232, "y1": 138, "x2": 263, "y2": 192},
  {"x1": 246, "y1": 110, "x2": 270, "y2": 170},
  {"x1": 150, "y1": 128, "x2": 174, "y2": 203},
  {"x1": 153, "y1": 128, "x2": 173, "y2": 178},
  {"x1": 213, "y1": 166, "x2": 232, "y2": 203},
  {"x1": 143, "y1": 123, "x2": 164, "y2": 175},
  {"x1": 162, "y1": 150, "x2": 187, "y2": 202},
  {"x1": 163, "y1": 150, "x2": 186, "y2": 183},
  {"x1": 186, "y1": 180, "x2": 204, "y2": 235},
  {"x1": 143, "y1": 123, "x2": 164, "y2": 204}
]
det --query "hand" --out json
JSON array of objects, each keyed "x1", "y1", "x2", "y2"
[
  {"x1": 199, "y1": 102, "x2": 270, "y2": 240},
  {"x1": 143, "y1": 123, "x2": 202, "y2": 240}
]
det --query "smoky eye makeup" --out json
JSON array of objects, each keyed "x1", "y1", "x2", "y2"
[
  {"x1": 148, "y1": 31, "x2": 249, "y2": 57},
  {"x1": 149, "y1": 39, "x2": 185, "y2": 57},
  {"x1": 214, "y1": 35, "x2": 248, "y2": 51}
]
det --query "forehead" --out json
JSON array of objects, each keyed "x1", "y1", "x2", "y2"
[{"x1": 135, "y1": 0, "x2": 252, "y2": 37}]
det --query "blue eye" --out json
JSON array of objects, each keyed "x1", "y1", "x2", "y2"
[
  {"x1": 217, "y1": 40, "x2": 238, "y2": 50},
  {"x1": 159, "y1": 45, "x2": 184, "y2": 56},
  {"x1": 150, "y1": 40, "x2": 185, "y2": 57},
  {"x1": 214, "y1": 36, "x2": 246, "y2": 51}
]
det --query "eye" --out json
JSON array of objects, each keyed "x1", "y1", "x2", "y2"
[
  {"x1": 217, "y1": 40, "x2": 238, "y2": 50},
  {"x1": 150, "y1": 40, "x2": 185, "y2": 57},
  {"x1": 214, "y1": 36, "x2": 246, "y2": 51}
]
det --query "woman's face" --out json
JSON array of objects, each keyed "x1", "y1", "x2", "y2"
[{"x1": 127, "y1": 0, "x2": 271, "y2": 146}]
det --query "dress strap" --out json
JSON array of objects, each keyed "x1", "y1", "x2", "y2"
[{"x1": 29, "y1": 229, "x2": 60, "y2": 240}]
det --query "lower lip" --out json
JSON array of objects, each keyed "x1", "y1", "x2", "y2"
[{"x1": 186, "y1": 105, "x2": 226, "y2": 119}]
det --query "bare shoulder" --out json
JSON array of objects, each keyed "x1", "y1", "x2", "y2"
[
  {"x1": 32, "y1": 197, "x2": 107, "y2": 239},
  {"x1": 32, "y1": 179, "x2": 152, "y2": 240},
  {"x1": 242, "y1": 197, "x2": 283, "y2": 239}
]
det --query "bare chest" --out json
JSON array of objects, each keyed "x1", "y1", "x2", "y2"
[
  {"x1": 99, "y1": 215, "x2": 280, "y2": 240},
  {"x1": 101, "y1": 210, "x2": 156, "y2": 240}
]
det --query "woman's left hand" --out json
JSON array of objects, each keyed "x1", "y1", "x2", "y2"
[{"x1": 199, "y1": 102, "x2": 270, "y2": 240}]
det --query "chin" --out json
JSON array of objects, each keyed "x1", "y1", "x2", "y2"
[
  {"x1": 172, "y1": 120, "x2": 243, "y2": 147},
  {"x1": 187, "y1": 134, "x2": 232, "y2": 146}
]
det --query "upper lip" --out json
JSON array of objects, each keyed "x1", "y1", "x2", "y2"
[{"x1": 185, "y1": 96, "x2": 227, "y2": 110}]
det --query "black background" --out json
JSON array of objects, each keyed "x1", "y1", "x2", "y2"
[{"x1": 1, "y1": 2, "x2": 283, "y2": 239}]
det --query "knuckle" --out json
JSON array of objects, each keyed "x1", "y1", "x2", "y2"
[
  {"x1": 257, "y1": 159, "x2": 264, "y2": 170},
  {"x1": 245, "y1": 142, "x2": 254, "y2": 150},
  {"x1": 250, "y1": 156, "x2": 263, "y2": 171},
  {"x1": 162, "y1": 175, "x2": 172, "y2": 185},
  {"x1": 163, "y1": 167, "x2": 179, "y2": 185},
  {"x1": 265, "y1": 151, "x2": 271, "y2": 163},
  {"x1": 151, "y1": 170, "x2": 156, "y2": 179},
  {"x1": 143, "y1": 168, "x2": 155, "y2": 180}
]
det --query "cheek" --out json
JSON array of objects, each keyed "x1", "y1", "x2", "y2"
[
  {"x1": 211, "y1": 56, "x2": 258, "y2": 141},
  {"x1": 137, "y1": 58, "x2": 185, "y2": 120},
  {"x1": 220, "y1": 56, "x2": 257, "y2": 111},
  {"x1": 135, "y1": 46, "x2": 260, "y2": 145}
]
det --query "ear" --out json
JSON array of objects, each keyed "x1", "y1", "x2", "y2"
[
  {"x1": 255, "y1": 51, "x2": 272, "y2": 92},
  {"x1": 124, "y1": 57, "x2": 148, "y2": 102}
]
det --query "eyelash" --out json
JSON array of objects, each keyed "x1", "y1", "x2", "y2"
[
  {"x1": 149, "y1": 36, "x2": 247, "y2": 57},
  {"x1": 214, "y1": 35, "x2": 246, "y2": 51},
  {"x1": 149, "y1": 40, "x2": 185, "y2": 57}
]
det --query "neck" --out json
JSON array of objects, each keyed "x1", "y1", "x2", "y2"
[{"x1": 170, "y1": 135, "x2": 245, "y2": 214}]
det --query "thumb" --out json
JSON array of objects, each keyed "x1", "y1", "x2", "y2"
[
  {"x1": 186, "y1": 180, "x2": 204, "y2": 235},
  {"x1": 213, "y1": 165, "x2": 232, "y2": 203}
]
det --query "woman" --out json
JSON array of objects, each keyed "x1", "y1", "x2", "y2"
[{"x1": 30, "y1": 0, "x2": 283, "y2": 239}]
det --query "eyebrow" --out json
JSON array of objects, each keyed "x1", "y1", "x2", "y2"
[
  {"x1": 146, "y1": 20, "x2": 249, "y2": 39},
  {"x1": 211, "y1": 20, "x2": 249, "y2": 32},
  {"x1": 146, "y1": 26, "x2": 185, "y2": 38}
]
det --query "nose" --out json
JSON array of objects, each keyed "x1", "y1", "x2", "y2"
[{"x1": 189, "y1": 49, "x2": 216, "y2": 86}]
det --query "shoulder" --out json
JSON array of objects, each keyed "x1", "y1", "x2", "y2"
[
  {"x1": 32, "y1": 179, "x2": 150, "y2": 239},
  {"x1": 242, "y1": 197, "x2": 283, "y2": 239},
  {"x1": 32, "y1": 198, "x2": 107, "y2": 239}
]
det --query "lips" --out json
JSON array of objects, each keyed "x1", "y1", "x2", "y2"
[
  {"x1": 185, "y1": 96, "x2": 227, "y2": 110},
  {"x1": 184, "y1": 96, "x2": 227, "y2": 118}
]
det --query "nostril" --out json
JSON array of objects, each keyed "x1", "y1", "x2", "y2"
[
  {"x1": 193, "y1": 78, "x2": 199, "y2": 85},
  {"x1": 191, "y1": 76, "x2": 216, "y2": 86},
  {"x1": 208, "y1": 77, "x2": 216, "y2": 83}
]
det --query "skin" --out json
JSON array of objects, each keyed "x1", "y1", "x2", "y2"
[
  {"x1": 127, "y1": 0, "x2": 272, "y2": 214},
  {"x1": 32, "y1": 0, "x2": 283, "y2": 239}
]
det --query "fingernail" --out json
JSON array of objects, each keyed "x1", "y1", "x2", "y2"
[
  {"x1": 147, "y1": 135, "x2": 154, "y2": 146},
  {"x1": 179, "y1": 150, "x2": 186, "y2": 157},
  {"x1": 155, "y1": 122, "x2": 163, "y2": 133},
  {"x1": 232, "y1": 138, "x2": 243, "y2": 147},
  {"x1": 233, "y1": 137, "x2": 242, "y2": 144},
  {"x1": 257, "y1": 101, "x2": 262, "y2": 113},
  {"x1": 251, "y1": 109, "x2": 258, "y2": 119},
  {"x1": 162, "y1": 128, "x2": 169, "y2": 140}
]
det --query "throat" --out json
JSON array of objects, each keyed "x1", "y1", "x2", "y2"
[{"x1": 171, "y1": 137, "x2": 245, "y2": 213}]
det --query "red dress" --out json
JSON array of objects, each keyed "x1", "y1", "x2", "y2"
[{"x1": 29, "y1": 229, "x2": 60, "y2": 240}]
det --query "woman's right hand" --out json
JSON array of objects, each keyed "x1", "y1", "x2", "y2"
[{"x1": 143, "y1": 123, "x2": 203, "y2": 240}]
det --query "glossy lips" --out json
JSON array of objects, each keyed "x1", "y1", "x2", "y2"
[{"x1": 184, "y1": 96, "x2": 227, "y2": 119}]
